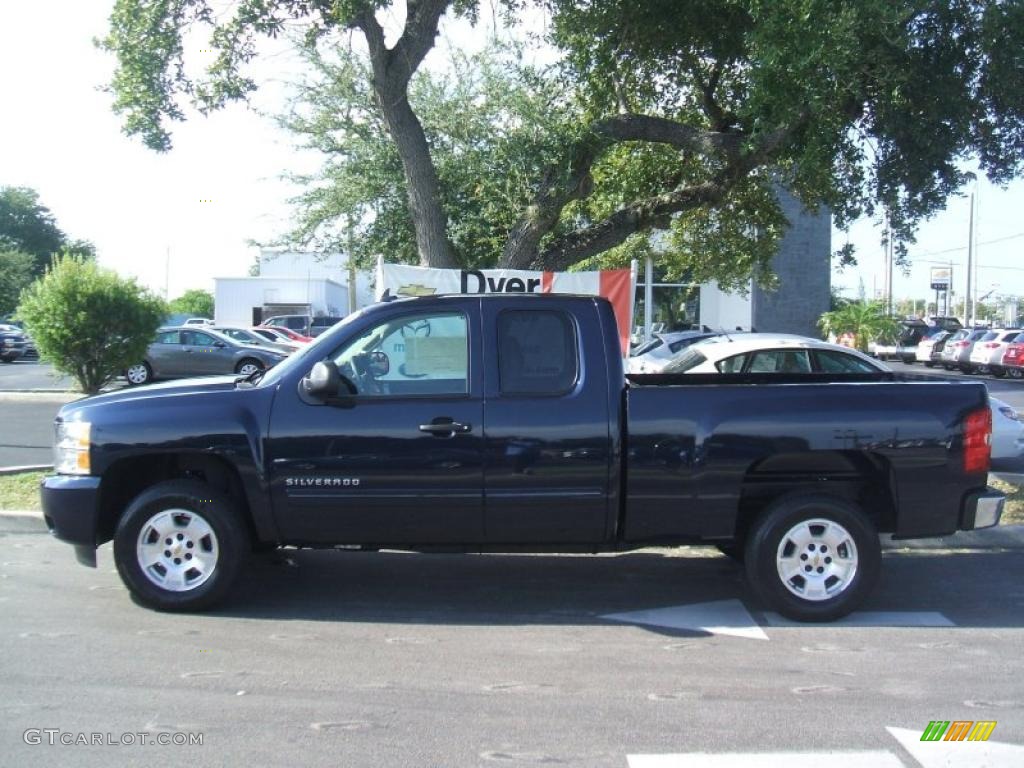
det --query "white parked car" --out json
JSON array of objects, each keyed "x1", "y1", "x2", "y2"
[
  {"x1": 183, "y1": 317, "x2": 214, "y2": 327},
  {"x1": 990, "y1": 396, "x2": 1024, "y2": 461},
  {"x1": 968, "y1": 328, "x2": 1021, "y2": 376},
  {"x1": 627, "y1": 331, "x2": 719, "y2": 373},
  {"x1": 663, "y1": 333, "x2": 1024, "y2": 460},
  {"x1": 662, "y1": 334, "x2": 882, "y2": 374}
]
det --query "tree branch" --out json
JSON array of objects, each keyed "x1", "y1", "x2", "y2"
[
  {"x1": 506, "y1": 110, "x2": 813, "y2": 271},
  {"x1": 388, "y1": 0, "x2": 452, "y2": 89},
  {"x1": 534, "y1": 182, "x2": 725, "y2": 271},
  {"x1": 501, "y1": 114, "x2": 740, "y2": 268}
]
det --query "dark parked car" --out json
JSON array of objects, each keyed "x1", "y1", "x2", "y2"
[
  {"x1": 125, "y1": 327, "x2": 287, "y2": 386},
  {"x1": 309, "y1": 316, "x2": 345, "y2": 337},
  {"x1": 0, "y1": 324, "x2": 27, "y2": 363}
]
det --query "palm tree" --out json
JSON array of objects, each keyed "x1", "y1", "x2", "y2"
[{"x1": 818, "y1": 300, "x2": 901, "y2": 353}]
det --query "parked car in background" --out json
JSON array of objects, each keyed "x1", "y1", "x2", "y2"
[
  {"x1": 916, "y1": 330, "x2": 949, "y2": 367},
  {"x1": 1002, "y1": 332, "x2": 1024, "y2": 378},
  {"x1": 0, "y1": 324, "x2": 27, "y2": 363},
  {"x1": 940, "y1": 328, "x2": 989, "y2": 372},
  {"x1": 665, "y1": 332, "x2": 1021, "y2": 460},
  {"x1": 663, "y1": 334, "x2": 883, "y2": 374},
  {"x1": 125, "y1": 327, "x2": 287, "y2": 385},
  {"x1": 627, "y1": 331, "x2": 719, "y2": 373},
  {"x1": 309, "y1": 316, "x2": 345, "y2": 337},
  {"x1": 213, "y1": 326, "x2": 299, "y2": 355},
  {"x1": 256, "y1": 325, "x2": 312, "y2": 343},
  {"x1": 183, "y1": 317, "x2": 214, "y2": 327},
  {"x1": 263, "y1": 314, "x2": 313, "y2": 335},
  {"x1": 872, "y1": 317, "x2": 962, "y2": 362},
  {"x1": 969, "y1": 328, "x2": 1021, "y2": 376},
  {"x1": 989, "y1": 396, "x2": 1024, "y2": 461}
]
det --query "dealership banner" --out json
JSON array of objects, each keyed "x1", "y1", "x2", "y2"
[{"x1": 376, "y1": 263, "x2": 634, "y2": 354}]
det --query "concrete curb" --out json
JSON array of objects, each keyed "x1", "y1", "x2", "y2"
[
  {"x1": 0, "y1": 509, "x2": 46, "y2": 534},
  {"x1": 0, "y1": 464, "x2": 52, "y2": 476}
]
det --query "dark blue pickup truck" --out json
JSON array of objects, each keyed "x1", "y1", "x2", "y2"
[{"x1": 41, "y1": 294, "x2": 1004, "y2": 620}]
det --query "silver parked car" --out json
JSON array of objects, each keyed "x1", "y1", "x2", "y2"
[
  {"x1": 940, "y1": 328, "x2": 988, "y2": 372},
  {"x1": 212, "y1": 326, "x2": 299, "y2": 355},
  {"x1": 126, "y1": 327, "x2": 287, "y2": 386}
]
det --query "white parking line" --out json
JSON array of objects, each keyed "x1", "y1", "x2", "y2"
[
  {"x1": 602, "y1": 600, "x2": 769, "y2": 640},
  {"x1": 887, "y1": 726, "x2": 1024, "y2": 768}
]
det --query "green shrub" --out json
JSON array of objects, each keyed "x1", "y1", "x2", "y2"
[{"x1": 17, "y1": 254, "x2": 166, "y2": 394}]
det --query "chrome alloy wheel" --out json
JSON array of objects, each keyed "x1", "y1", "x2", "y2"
[
  {"x1": 775, "y1": 518, "x2": 858, "y2": 601},
  {"x1": 126, "y1": 364, "x2": 150, "y2": 384},
  {"x1": 135, "y1": 509, "x2": 219, "y2": 592},
  {"x1": 237, "y1": 361, "x2": 261, "y2": 377}
]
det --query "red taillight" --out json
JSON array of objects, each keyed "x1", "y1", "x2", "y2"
[{"x1": 963, "y1": 408, "x2": 992, "y2": 474}]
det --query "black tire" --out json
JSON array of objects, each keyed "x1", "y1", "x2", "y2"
[
  {"x1": 235, "y1": 358, "x2": 264, "y2": 376},
  {"x1": 125, "y1": 362, "x2": 152, "y2": 386},
  {"x1": 113, "y1": 480, "x2": 250, "y2": 611},
  {"x1": 743, "y1": 494, "x2": 880, "y2": 622}
]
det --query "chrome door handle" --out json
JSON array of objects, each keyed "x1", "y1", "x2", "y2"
[{"x1": 419, "y1": 420, "x2": 472, "y2": 436}]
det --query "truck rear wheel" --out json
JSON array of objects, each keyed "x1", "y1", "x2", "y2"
[
  {"x1": 744, "y1": 494, "x2": 880, "y2": 622},
  {"x1": 113, "y1": 480, "x2": 249, "y2": 611}
]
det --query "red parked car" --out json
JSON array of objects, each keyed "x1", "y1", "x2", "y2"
[
  {"x1": 1002, "y1": 332, "x2": 1024, "y2": 378},
  {"x1": 256, "y1": 325, "x2": 313, "y2": 343}
]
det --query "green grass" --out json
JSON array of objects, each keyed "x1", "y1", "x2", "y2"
[
  {"x1": 990, "y1": 476, "x2": 1024, "y2": 525},
  {"x1": 0, "y1": 471, "x2": 46, "y2": 511}
]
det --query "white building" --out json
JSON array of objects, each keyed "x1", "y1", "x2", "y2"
[{"x1": 213, "y1": 250, "x2": 376, "y2": 327}]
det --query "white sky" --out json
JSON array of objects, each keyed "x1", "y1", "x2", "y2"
[{"x1": 1, "y1": 1, "x2": 1022, "y2": 306}]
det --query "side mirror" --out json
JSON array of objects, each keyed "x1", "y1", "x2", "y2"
[
  {"x1": 303, "y1": 361, "x2": 357, "y2": 404},
  {"x1": 214, "y1": 340, "x2": 227, "y2": 348}
]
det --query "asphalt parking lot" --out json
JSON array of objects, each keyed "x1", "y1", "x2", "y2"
[
  {"x1": 2, "y1": 360, "x2": 1023, "y2": 765},
  {"x1": 1, "y1": 516, "x2": 1023, "y2": 767}
]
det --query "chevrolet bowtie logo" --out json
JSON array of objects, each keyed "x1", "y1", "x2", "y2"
[{"x1": 396, "y1": 284, "x2": 437, "y2": 297}]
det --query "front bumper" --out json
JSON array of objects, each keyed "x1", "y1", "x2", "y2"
[
  {"x1": 961, "y1": 488, "x2": 1005, "y2": 530},
  {"x1": 40, "y1": 475, "x2": 102, "y2": 567}
]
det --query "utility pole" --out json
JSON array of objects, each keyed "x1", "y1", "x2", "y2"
[
  {"x1": 346, "y1": 216, "x2": 357, "y2": 315},
  {"x1": 966, "y1": 192, "x2": 974, "y2": 326}
]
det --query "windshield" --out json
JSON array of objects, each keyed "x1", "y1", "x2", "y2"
[
  {"x1": 255, "y1": 308, "x2": 371, "y2": 387},
  {"x1": 630, "y1": 338, "x2": 663, "y2": 357}
]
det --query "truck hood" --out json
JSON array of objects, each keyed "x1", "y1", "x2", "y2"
[{"x1": 59, "y1": 376, "x2": 244, "y2": 417}]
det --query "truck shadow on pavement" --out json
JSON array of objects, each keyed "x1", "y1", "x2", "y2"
[{"x1": 215, "y1": 548, "x2": 1024, "y2": 633}]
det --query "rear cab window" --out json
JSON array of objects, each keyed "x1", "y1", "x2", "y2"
[{"x1": 497, "y1": 310, "x2": 578, "y2": 395}]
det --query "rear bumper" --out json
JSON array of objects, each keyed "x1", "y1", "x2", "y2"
[
  {"x1": 961, "y1": 488, "x2": 1005, "y2": 530},
  {"x1": 40, "y1": 475, "x2": 102, "y2": 567}
]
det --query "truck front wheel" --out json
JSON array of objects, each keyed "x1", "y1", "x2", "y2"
[
  {"x1": 113, "y1": 480, "x2": 249, "y2": 611},
  {"x1": 744, "y1": 494, "x2": 880, "y2": 622}
]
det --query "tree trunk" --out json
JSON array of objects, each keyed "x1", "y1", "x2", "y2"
[{"x1": 377, "y1": 91, "x2": 457, "y2": 268}]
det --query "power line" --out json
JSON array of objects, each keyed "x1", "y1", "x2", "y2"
[{"x1": 908, "y1": 231, "x2": 1024, "y2": 258}]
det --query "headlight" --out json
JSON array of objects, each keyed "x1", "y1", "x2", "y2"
[
  {"x1": 54, "y1": 421, "x2": 91, "y2": 475},
  {"x1": 2, "y1": 338, "x2": 13, "y2": 346},
  {"x1": 999, "y1": 406, "x2": 1020, "y2": 422}
]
